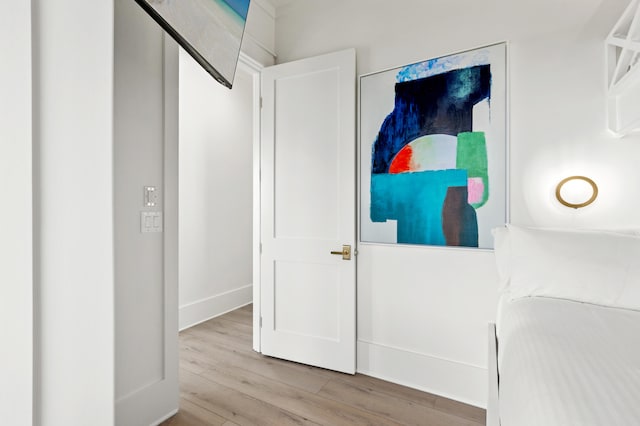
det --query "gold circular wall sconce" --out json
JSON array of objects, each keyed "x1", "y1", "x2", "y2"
[{"x1": 555, "y1": 176, "x2": 598, "y2": 209}]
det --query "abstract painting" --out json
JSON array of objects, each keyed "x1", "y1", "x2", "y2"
[{"x1": 360, "y1": 43, "x2": 507, "y2": 249}]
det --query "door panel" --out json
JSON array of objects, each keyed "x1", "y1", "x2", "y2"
[
  {"x1": 260, "y1": 49, "x2": 356, "y2": 374},
  {"x1": 274, "y1": 260, "x2": 341, "y2": 340},
  {"x1": 273, "y1": 68, "x2": 340, "y2": 240}
]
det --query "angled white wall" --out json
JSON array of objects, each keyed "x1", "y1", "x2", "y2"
[{"x1": 274, "y1": 0, "x2": 640, "y2": 407}]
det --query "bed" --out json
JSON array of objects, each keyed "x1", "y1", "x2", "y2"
[{"x1": 487, "y1": 225, "x2": 640, "y2": 426}]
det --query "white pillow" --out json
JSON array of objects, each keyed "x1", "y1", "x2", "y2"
[{"x1": 493, "y1": 224, "x2": 640, "y2": 311}]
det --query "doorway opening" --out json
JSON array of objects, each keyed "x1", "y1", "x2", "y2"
[{"x1": 177, "y1": 50, "x2": 262, "y2": 342}]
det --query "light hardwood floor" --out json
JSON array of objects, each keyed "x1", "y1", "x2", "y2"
[{"x1": 162, "y1": 304, "x2": 486, "y2": 426}]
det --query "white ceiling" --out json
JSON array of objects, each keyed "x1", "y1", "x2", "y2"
[{"x1": 266, "y1": 0, "x2": 298, "y2": 9}]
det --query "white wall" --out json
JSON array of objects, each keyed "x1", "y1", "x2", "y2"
[
  {"x1": 274, "y1": 0, "x2": 640, "y2": 407},
  {"x1": 2, "y1": 1, "x2": 258, "y2": 423},
  {"x1": 32, "y1": 0, "x2": 115, "y2": 423},
  {"x1": 114, "y1": 0, "x2": 179, "y2": 423},
  {"x1": 115, "y1": 0, "x2": 168, "y2": 400},
  {"x1": 0, "y1": 2, "x2": 33, "y2": 424},
  {"x1": 179, "y1": 51, "x2": 255, "y2": 330},
  {"x1": 178, "y1": 0, "x2": 273, "y2": 332}
]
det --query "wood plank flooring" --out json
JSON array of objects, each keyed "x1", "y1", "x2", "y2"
[{"x1": 162, "y1": 304, "x2": 486, "y2": 426}]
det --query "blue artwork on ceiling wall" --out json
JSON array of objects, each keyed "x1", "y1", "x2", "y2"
[{"x1": 360, "y1": 43, "x2": 507, "y2": 249}]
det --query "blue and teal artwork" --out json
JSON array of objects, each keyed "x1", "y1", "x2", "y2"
[{"x1": 360, "y1": 44, "x2": 507, "y2": 249}]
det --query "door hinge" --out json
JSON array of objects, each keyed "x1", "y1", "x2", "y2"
[
  {"x1": 260, "y1": 316, "x2": 263, "y2": 328},
  {"x1": 260, "y1": 97, "x2": 263, "y2": 108},
  {"x1": 260, "y1": 243, "x2": 262, "y2": 254}
]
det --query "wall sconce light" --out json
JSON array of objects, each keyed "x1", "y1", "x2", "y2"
[{"x1": 555, "y1": 176, "x2": 598, "y2": 209}]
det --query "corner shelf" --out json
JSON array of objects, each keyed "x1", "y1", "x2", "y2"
[{"x1": 607, "y1": 0, "x2": 640, "y2": 136}]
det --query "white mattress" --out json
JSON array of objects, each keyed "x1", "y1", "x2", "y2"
[{"x1": 497, "y1": 296, "x2": 640, "y2": 426}]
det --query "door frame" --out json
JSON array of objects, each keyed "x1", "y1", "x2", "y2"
[{"x1": 235, "y1": 52, "x2": 265, "y2": 353}]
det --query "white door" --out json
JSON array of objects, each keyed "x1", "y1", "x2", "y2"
[{"x1": 260, "y1": 49, "x2": 357, "y2": 374}]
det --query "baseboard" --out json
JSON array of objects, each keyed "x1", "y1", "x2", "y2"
[
  {"x1": 356, "y1": 340, "x2": 487, "y2": 408},
  {"x1": 179, "y1": 284, "x2": 252, "y2": 331},
  {"x1": 151, "y1": 408, "x2": 178, "y2": 426}
]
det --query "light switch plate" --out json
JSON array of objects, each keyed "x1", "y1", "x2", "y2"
[
  {"x1": 144, "y1": 186, "x2": 157, "y2": 207},
  {"x1": 141, "y1": 211, "x2": 163, "y2": 233}
]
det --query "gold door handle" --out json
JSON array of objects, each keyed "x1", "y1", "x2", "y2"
[{"x1": 330, "y1": 245, "x2": 351, "y2": 260}]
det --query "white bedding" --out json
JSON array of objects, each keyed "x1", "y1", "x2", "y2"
[{"x1": 497, "y1": 296, "x2": 640, "y2": 426}]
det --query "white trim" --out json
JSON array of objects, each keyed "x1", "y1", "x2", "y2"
[
  {"x1": 243, "y1": 32, "x2": 278, "y2": 59},
  {"x1": 239, "y1": 51, "x2": 266, "y2": 73},
  {"x1": 1, "y1": 1, "x2": 33, "y2": 423},
  {"x1": 151, "y1": 409, "x2": 178, "y2": 426},
  {"x1": 251, "y1": 65, "x2": 263, "y2": 352},
  {"x1": 179, "y1": 285, "x2": 253, "y2": 331},
  {"x1": 356, "y1": 340, "x2": 487, "y2": 408},
  {"x1": 251, "y1": 0, "x2": 276, "y2": 19},
  {"x1": 236, "y1": 51, "x2": 265, "y2": 352},
  {"x1": 162, "y1": 31, "x2": 181, "y2": 415},
  {"x1": 357, "y1": 338, "x2": 486, "y2": 370},
  {"x1": 505, "y1": 40, "x2": 512, "y2": 226}
]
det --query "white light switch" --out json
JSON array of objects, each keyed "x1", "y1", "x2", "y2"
[
  {"x1": 144, "y1": 186, "x2": 158, "y2": 207},
  {"x1": 141, "y1": 212, "x2": 163, "y2": 233}
]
